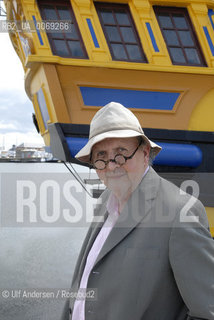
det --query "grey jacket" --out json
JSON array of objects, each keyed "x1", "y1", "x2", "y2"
[{"x1": 61, "y1": 167, "x2": 214, "y2": 320}]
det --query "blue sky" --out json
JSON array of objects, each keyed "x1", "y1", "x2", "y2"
[{"x1": 0, "y1": 18, "x2": 44, "y2": 150}]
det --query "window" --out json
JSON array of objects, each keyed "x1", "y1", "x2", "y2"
[
  {"x1": 38, "y1": 0, "x2": 88, "y2": 58},
  {"x1": 95, "y1": 3, "x2": 147, "y2": 63},
  {"x1": 154, "y1": 6, "x2": 206, "y2": 66}
]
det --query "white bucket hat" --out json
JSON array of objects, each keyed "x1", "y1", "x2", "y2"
[{"x1": 75, "y1": 102, "x2": 162, "y2": 163}]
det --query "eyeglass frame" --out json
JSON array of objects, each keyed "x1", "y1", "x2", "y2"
[{"x1": 92, "y1": 140, "x2": 143, "y2": 170}]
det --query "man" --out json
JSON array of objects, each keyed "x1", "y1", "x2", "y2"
[{"x1": 62, "y1": 102, "x2": 214, "y2": 320}]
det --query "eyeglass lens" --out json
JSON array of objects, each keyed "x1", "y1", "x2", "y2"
[{"x1": 94, "y1": 154, "x2": 126, "y2": 169}]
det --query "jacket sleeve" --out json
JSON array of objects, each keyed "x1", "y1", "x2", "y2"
[{"x1": 169, "y1": 197, "x2": 214, "y2": 320}]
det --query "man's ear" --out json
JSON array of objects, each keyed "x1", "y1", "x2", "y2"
[{"x1": 143, "y1": 144, "x2": 150, "y2": 164}]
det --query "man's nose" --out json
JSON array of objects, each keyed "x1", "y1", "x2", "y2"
[{"x1": 107, "y1": 159, "x2": 120, "y2": 170}]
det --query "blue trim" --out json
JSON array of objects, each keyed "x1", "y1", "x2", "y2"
[
  {"x1": 66, "y1": 138, "x2": 202, "y2": 168},
  {"x1": 86, "y1": 18, "x2": 100, "y2": 48},
  {"x1": 208, "y1": 9, "x2": 214, "y2": 30},
  {"x1": 153, "y1": 143, "x2": 202, "y2": 167},
  {"x1": 66, "y1": 137, "x2": 89, "y2": 157},
  {"x1": 80, "y1": 87, "x2": 179, "y2": 110},
  {"x1": 32, "y1": 15, "x2": 44, "y2": 46},
  {"x1": 146, "y1": 22, "x2": 159, "y2": 52},
  {"x1": 203, "y1": 26, "x2": 214, "y2": 56}
]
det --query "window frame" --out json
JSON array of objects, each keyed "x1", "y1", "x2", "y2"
[
  {"x1": 38, "y1": 0, "x2": 88, "y2": 59},
  {"x1": 154, "y1": 6, "x2": 207, "y2": 67},
  {"x1": 95, "y1": 2, "x2": 147, "y2": 63}
]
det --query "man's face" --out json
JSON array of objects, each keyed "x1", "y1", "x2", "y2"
[{"x1": 91, "y1": 137, "x2": 150, "y2": 196}]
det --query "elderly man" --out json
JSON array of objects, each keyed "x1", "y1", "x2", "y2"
[{"x1": 62, "y1": 102, "x2": 214, "y2": 320}]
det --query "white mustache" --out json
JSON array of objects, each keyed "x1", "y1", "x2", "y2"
[{"x1": 106, "y1": 168, "x2": 126, "y2": 178}]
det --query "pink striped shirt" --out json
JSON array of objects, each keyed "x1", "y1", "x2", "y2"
[{"x1": 71, "y1": 193, "x2": 119, "y2": 320}]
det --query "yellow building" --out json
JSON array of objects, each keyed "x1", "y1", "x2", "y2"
[{"x1": 4, "y1": 0, "x2": 214, "y2": 234}]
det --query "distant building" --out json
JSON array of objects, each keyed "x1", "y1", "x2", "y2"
[
  {"x1": 15, "y1": 143, "x2": 44, "y2": 160},
  {"x1": 0, "y1": 143, "x2": 53, "y2": 162}
]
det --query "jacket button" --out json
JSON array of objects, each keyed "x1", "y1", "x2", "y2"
[
  {"x1": 92, "y1": 271, "x2": 99, "y2": 274},
  {"x1": 88, "y1": 310, "x2": 94, "y2": 313}
]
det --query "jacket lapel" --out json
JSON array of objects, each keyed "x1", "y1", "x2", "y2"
[
  {"x1": 94, "y1": 167, "x2": 160, "y2": 266},
  {"x1": 75, "y1": 189, "x2": 110, "y2": 286}
]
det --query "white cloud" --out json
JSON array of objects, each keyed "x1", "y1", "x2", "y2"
[
  {"x1": 0, "y1": 33, "x2": 25, "y2": 91},
  {"x1": 0, "y1": 30, "x2": 45, "y2": 150},
  {"x1": 0, "y1": 91, "x2": 37, "y2": 133},
  {"x1": 0, "y1": 122, "x2": 17, "y2": 130}
]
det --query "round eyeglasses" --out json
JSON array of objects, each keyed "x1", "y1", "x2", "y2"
[{"x1": 93, "y1": 140, "x2": 142, "y2": 170}]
